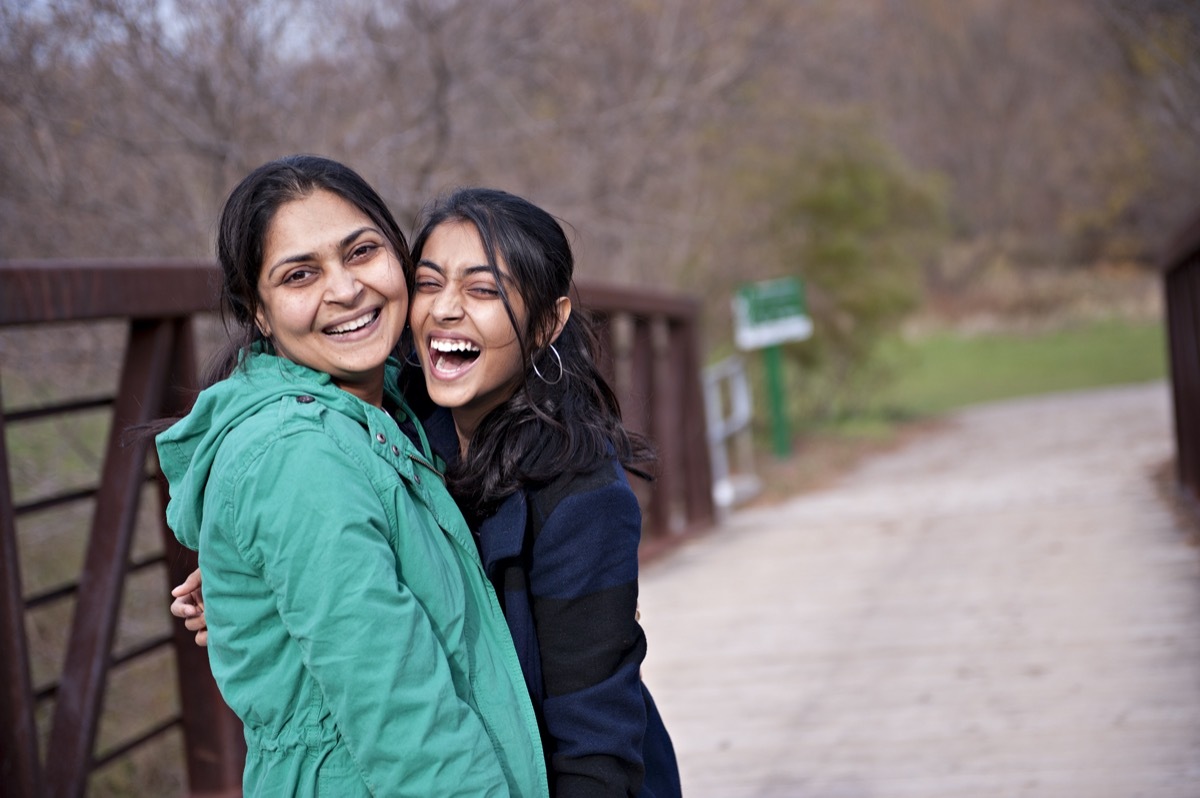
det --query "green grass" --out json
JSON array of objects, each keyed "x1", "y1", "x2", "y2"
[
  {"x1": 749, "y1": 317, "x2": 1168, "y2": 504},
  {"x1": 872, "y1": 318, "x2": 1167, "y2": 417}
]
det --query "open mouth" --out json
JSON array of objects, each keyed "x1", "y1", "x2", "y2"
[
  {"x1": 325, "y1": 309, "x2": 380, "y2": 336},
  {"x1": 429, "y1": 337, "x2": 481, "y2": 374}
]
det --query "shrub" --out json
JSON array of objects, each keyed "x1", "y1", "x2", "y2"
[{"x1": 752, "y1": 120, "x2": 948, "y2": 422}]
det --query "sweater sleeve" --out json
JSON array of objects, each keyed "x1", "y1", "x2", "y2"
[
  {"x1": 529, "y1": 462, "x2": 648, "y2": 798},
  {"x1": 233, "y1": 428, "x2": 510, "y2": 797}
]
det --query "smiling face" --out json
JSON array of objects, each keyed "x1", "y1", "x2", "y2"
[
  {"x1": 255, "y1": 189, "x2": 408, "y2": 406},
  {"x1": 409, "y1": 221, "x2": 528, "y2": 445}
]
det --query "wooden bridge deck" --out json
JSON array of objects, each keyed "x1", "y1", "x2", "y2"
[{"x1": 639, "y1": 381, "x2": 1200, "y2": 797}]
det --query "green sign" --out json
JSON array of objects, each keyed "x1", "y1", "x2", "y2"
[{"x1": 733, "y1": 277, "x2": 812, "y2": 350}]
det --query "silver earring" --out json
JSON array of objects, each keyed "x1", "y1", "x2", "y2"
[
  {"x1": 532, "y1": 344, "x2": 564, "y2": 385},
  {"x1": 403, "y1": 348, "x2": 422, "y2": 368}
]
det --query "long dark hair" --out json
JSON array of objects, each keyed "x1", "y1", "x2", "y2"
[
  {"x1": 207, "y1": 154, "x2": 411, "y2": 384},
  {"x1": 407, "y1": 188, "x2": 654, "y2": 522}
]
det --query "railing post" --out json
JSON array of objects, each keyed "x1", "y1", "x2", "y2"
[
  {"x1": 156, "y1": 318, "x2": 245, "y2": 797},
  {"x1": 0, "y1": 382, "x2": 41, "y2": 798},
  {"x1": 1186, "y1": 265, "x2": 1200, "y2": 500},
  {"x1": 1163, "y1": 210, "x2": 1200, "y2": 520},
  {"x1": 651, "y1": 316, "x2": 682, "y2": 534},
  {"x1": 676, "y1": 315, "x2": 715, "y2": 530},
  {"x1": 1166, "y1": 270, "x2": 1189, "y2": 495}
]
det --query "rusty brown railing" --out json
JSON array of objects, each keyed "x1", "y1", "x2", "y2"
[
  {"x1": 1, "y1": 260, "x2": 246, "y2": 798},
  {"x1": 1164, "y1": 213, "x2": 1200, "y2": 514},
  {"x1": 0, "y1": 259, "x2": 713, "y2": 796},
  {"x1": 578, "y1": 281, "x2": 715, "y2": 556}
]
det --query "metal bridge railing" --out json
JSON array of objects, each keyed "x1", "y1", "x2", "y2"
[
  {"x1": 1163, "y1": 213, "x2": 1200, "y2": 515},
  {"x1": 0, "y1": 259, "x2": 712, "y2": 796}
]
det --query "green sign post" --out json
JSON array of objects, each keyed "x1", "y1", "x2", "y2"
[{"x1": 732, "y1": 277, "x2": 812, "y2": 457}]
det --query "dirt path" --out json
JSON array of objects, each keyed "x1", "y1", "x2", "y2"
[{"x1": 639, "y1": 381, "x2": 1200, "y2": 797}]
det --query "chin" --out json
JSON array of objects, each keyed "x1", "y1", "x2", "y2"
[{"x1": 427, "y1": 385, "x2": 470, "y2": 410}]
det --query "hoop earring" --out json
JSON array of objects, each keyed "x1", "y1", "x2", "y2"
[
  {"x1": 532, "y1": 344, "x2": 564, "y2": 385},
  {"x1": 403, "y1": 348, "x2": 422, "y2": 368}
]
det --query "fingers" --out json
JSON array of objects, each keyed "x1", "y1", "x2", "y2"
[
  {"x1": 181, "y1": 608, "x2": 209, "y2": 647},
  {"x1": 170, "y1": 593, "x2": 200, "y2": 619},
  {"x1": 170, "y1": 567, "x2": 203, "y2": 597},
  {"x1": 169, "y1": 567, "x2": 208, "y2": 647},
  {"x1": 183, "y1": 614, "x2": 207, "y2": 632}
]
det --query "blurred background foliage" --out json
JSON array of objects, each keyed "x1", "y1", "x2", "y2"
[
  {"x1": 758, "y1": 119, "x2": 949, "y2": 420},
  {"x1": 1, "y1": 0, "x2": 1196, "y2": 420}
]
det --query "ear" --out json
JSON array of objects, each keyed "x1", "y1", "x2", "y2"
[
  {"x1": 548, "y1": 296, "x2": 571, "y2": 344},
  {"x1": 254, "y1": 307, "x2": 271, "y2": 339}
]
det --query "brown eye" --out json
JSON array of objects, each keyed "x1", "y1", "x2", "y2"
[
  {"x1": 284, "y1": 268, "x2": 314, "y2": 283},
  {"x1": 349, "y1": 243, "x2": 379, "y2": 261}
]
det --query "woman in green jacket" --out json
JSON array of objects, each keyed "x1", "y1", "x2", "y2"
[{"x1": 156, "y1": 155, "x2": 546, "y2": 797}]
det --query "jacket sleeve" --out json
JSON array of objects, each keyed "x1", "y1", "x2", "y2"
[
  {"x1": 530, "y1": 463, "x2": 648, "y2": 797},
  {"x1": 233, "y1": 428, "x2": 510, "y2": 797}
]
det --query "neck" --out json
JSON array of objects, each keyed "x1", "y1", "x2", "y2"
[
  {"x1": 452, "y1": 413, "x2": 475, "y2": 459},
  {"x1": 333, "y1": 372, "x2": 385, "y2": 408}
]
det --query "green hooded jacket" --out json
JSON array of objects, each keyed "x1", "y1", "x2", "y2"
[{"x1": 156, "y1": 349, "x2": 547, "y2": 797}]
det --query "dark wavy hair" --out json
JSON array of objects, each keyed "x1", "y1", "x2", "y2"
[
  {"x1": 207, "y1": 154, "x2": 411, "y2": 384},
  {"x1": 406, "y1": 187, "x2": 654, "y2": 522}
]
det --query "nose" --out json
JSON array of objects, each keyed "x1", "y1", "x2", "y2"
[
  {"x1": 429, "y1": 286, "x2": 462, "y2": 321},
  {"x1": 324, "y1": 263, "x2": 363, "y2": 305}
]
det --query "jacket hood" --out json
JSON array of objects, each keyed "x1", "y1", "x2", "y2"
[{"x1": 156, "y1": 348, "x2": 400, "y2": 549}]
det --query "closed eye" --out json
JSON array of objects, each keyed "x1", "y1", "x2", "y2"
[{"x1": 414, "y1": 265, "x2": 443, "y2": 292}]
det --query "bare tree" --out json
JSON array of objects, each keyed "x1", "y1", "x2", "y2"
[{"x1": 1, "y1": 0, "x2": 1197, "y2": 282}]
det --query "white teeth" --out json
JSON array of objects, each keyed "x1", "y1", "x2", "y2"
[
  {"x1": 430, "y1": 338, "x2": 480, "y2": 353},
  {"x1": 327, "y1": 310, "x2": 377, "y2": 334}
]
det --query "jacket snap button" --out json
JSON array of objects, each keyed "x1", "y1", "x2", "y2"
[
  {"x1": 414, "y1": 472, "x2": 421, "y2": 484},
  {"x1": 296, "y1": 395, "x2": 315, "y2": 404},
  {"x1": 391, "y1": 445, "x2": 400, "y2": 456},
  {"x1": 376, "y1": 433, "x2": 386, "y2": 444}
]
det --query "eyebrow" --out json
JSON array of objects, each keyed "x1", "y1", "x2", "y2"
[
  {"x1": 266, "y1": 226, "x2": 379, "y2": 278},
  {"x1": 415, "y1": 260, "x2": 495, "y2": 277}
]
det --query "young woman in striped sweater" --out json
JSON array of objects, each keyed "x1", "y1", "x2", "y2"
[{"x1": 403, "y1": 187, "x2": 680, "y2": 797}]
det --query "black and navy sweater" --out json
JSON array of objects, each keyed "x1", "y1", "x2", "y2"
[{"x1": 422, "y1": 407, "x2": 680, "y2": 798}]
